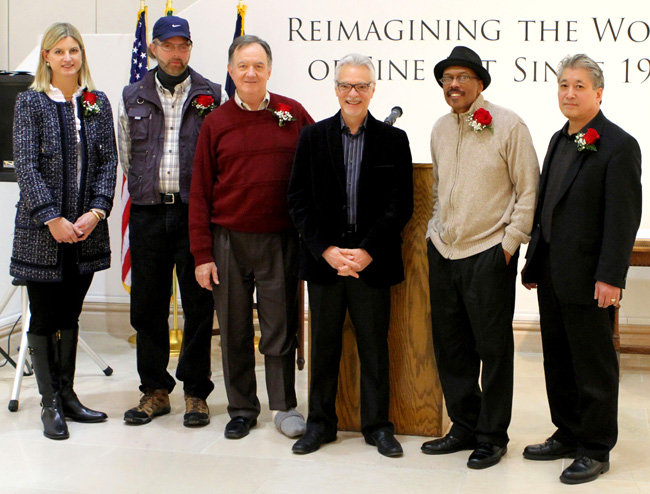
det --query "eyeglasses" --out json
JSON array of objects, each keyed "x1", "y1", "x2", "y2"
[
  {"x1": 154, "y1": 41, "x2": 193, "y2": 53},
  {"x1": 439, "y1": 75, "x2": 480, "y2": 85},
  {"x1": 336, "y1": 82, "x2": 374, "y2": 94}
]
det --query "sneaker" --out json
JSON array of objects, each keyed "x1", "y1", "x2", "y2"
[
  {"x1": 123, "y1": 388, "x2": 171, "y2": 425},
  {"x1": 183, "y1": 394, "x2": 210, "y2": 427}
]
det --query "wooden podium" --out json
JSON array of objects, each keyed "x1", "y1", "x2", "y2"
[{"x1": 333, "y1": 163, "x2": 444, "y2": 437}]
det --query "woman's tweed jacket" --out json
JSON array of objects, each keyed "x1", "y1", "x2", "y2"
[{"x1": 10, "y1": 90, "x2": 117, "y2": 282}]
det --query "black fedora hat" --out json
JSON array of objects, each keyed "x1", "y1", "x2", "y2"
[{"x1": 434, "y1": 46, "x2": 491, "y2": 89}]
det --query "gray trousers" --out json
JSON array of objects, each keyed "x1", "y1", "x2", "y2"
[{"x1": 211, "y1": 225, "x2": 299, "y2": 419}]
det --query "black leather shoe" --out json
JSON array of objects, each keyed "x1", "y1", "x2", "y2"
[
  {"x1": 467, "y1": 442, "x2": 507, "y2": 469},
  {"x1": 365, "y1": 429, "x2": 403, "y2": 458},
  {"x1": 560, "y1": 457, "x2": 610, "y2": 485},
  {"x1": 421, "y1": 433, "x2": 477, "y2": 455},
  {"x1": 224, "y1": 416, "x2": 257, "y2": 439},
  {"x1": 292, "y1": 429, "x2": 337, "y2": 454},
  {"x1": 523, "y1": 437, "x2": 577, "y2": 461}
]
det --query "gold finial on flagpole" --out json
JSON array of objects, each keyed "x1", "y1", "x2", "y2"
[
  {"x1": 237, "y1": 0, "x2": 247, "y2": 35},
  {"x1": 140, "y1": 0, "x2": 145, "y2": 10},
  {"x1": 164, "y1": 0, "x2": 175, "y2": 15}
]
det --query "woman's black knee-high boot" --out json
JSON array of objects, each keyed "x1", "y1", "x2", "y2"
[
  {"x1": 58, "y1": 329, "x2": 107, "y2": 423},
  {"x1": 27, "y1": 333, "x2": 69, "y2": 440}
]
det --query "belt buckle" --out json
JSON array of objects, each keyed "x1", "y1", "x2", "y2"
[{"x1": 163, "y1": 193, "x2": 175, "y2": 205}]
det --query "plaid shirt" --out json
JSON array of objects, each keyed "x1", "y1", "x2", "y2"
[
  {"x1": 234, "y1": 90, "x2": 270, "y2": 111},
  {"x1": 155, "y1": 74, "x2": 192, "y2": 193}
]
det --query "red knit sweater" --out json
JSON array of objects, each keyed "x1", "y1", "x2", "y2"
[{"x1": 189, "y1": 93, "x2": 313, "y2": 266}]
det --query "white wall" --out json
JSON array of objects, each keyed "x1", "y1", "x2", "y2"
[
  {"x1": 1, "y1": 0, "x2": 200, "y2": 71},
  {"x1": 2, "y1": 0, "x2": 650, "y2": 326}
]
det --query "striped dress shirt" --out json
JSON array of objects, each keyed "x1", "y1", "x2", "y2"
[{"x1": 341, "y1": 114, "x2": 368, "y2": 227}]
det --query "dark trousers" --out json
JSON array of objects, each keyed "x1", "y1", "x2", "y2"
[
  {"x1": 211, "y1": 226, "x2": 299, "y2": 420},
  {"x1": 129, "y1": 202, "x2": 215, "y2": 399},
  {"x1": 428, "y1": 242, "x2": 517, "y2": 447},
  {"x1": 537, "y1": 249, "x2": 618, "y2": 461},
  {"x1": 26, "y1": 246, "x2": 93, "y2": 336},
  {"x1": 307, "y1": 277, "x2": 393, "y2": 438}
]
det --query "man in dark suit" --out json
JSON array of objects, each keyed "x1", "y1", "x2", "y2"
[
  {"x1": 522, "y1": 54, "x2": 642, "y2": 485},
  {"x1": 288, "y1": 53, "x2": 413, "y2": 457}
]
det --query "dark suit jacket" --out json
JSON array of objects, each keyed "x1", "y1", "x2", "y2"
[
  {"x1": 288, "y1": 111, "x2": 413, "y2": 288},
  {"x1": 523, "y1": 110, "x2": 642, "y2": 304}
]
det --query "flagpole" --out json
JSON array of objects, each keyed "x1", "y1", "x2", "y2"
[
  {"x1": 238, "y1": 0, "x2": 247, "y2": 34},
  {"x1": 158, "y1": 0, "x2": 183, "y2": 355}
]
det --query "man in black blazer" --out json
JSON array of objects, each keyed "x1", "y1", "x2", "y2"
[
  {"x1": 288, "y1": 53, "x2": 413, "y2": 457},
  {"x1": 522, "y1": 54, "x2": 642, "y2": 485}
]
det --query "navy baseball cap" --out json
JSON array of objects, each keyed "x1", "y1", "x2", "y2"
[{"x1": 152, "y1": 16, "x2": 191, "y2": 42}]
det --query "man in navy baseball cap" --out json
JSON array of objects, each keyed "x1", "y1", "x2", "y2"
[
  {"x1": 152, "y1": 15, "x2": 191, "y2": 42},
  {"x1": 121, "y1": 13, "x2": 226, "y2": 429}
]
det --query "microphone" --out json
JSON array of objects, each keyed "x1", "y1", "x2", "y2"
[{"x1": 383, "y1": 106, "x2": 403, "y2": 126}]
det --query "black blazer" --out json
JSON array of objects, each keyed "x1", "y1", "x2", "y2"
[
  {"x1": 288, "y1": 111, "x2": 413, "y2": 288},
  {"x1": 523, "y1": 111, "x2": 642, "y2": 304}
]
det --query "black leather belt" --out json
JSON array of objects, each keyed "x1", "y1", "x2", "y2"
[{"x1": 161, "y1": 193, "x2": 181, "y2": 204}]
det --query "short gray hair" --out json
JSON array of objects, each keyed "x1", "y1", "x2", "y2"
[
  {"x1": 557, "y1": 54, "x2": 604, "y2": 90},
  {"x1": 335, "y1": 53, "x2": 376, "y2": 83},
  {"x1": 228, "y1": 34, "x2": 272, "y2": 68}
]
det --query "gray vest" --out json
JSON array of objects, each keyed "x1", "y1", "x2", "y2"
[{"x1": 122, "y1": 68, "x2": 221, "y2": 205}]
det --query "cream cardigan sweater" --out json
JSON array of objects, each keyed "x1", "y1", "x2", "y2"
[{"x1": 427, "y1": 94, "x2": 539, "y2": 259}]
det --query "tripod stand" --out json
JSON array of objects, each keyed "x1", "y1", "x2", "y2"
[
  {"x1": 1, "y1": 279, "x2": 113, "y2": 412},
  {"x1": 0, "y1": 280, "x2": 32, "y2": 377}
]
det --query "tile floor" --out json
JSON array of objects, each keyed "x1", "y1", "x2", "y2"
[{"x1": 0, "y1": 326, "x2": 649, "y2": 494}]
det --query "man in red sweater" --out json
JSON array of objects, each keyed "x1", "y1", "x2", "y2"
[{"x1": 189, "y1": 35, "x2": 313, "y2": 440}]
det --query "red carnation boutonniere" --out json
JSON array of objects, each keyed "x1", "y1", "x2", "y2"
[
  {"x1": 575, "y1": 128, "x2": 600, "y2": 152},
  {"x1": 467, "y1": 107, "x2": 493, "y2": 133},
  {"x1": 82, "y1": 91, "x2": 101, "y2": 116},
  {"x1": 192, "y1": 95, "x2": 216, "y2": 117},
  {"x1": 268, "y1": 103, "x2": 296, "y2": 127}
]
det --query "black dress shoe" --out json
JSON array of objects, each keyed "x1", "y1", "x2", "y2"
[
  {"x1": 523, "y1": 437, "x2": 577, "y2": 461},
  {"x1": 224, "y1": 416, "x2": 257, "y2": 439},
  {"x1": 560, "y1": 457, "x2": 610, "y2": 485},
  {"x1": 467, "y1": 442, "x2": 507, "y2": 469},
  {"x1": 292, "y1": 429, "x2": 337, "y2": 454},
  {"x1": 421, "y1": 433, "x2": 477, "y2": 455},
  {"x1": 365, "y1": 429, "x2": 403, "y2": 458}
]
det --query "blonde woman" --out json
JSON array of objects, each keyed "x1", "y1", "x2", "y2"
[{"x1": 11, "y1": 22, "x2": 117, "y2": 440}]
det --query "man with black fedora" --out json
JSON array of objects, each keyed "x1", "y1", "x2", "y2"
[{"x1": 421, "y1": 46, "x2": 539, "y2": 469}]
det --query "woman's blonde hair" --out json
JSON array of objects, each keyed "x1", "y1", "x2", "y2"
[{"x1": 31, "y1": 22, "x2": 95, "y2": 92}]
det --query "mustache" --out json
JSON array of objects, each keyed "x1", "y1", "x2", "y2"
[{"x1": 446, "y1": 88, "x2": 465, "y2": 97}]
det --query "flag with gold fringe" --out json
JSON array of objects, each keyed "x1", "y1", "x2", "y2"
[
  {"x1": 225, "y1": 1, "x2": 247, "y2": 98},
  {"x1": 121, "y1": 3, "x2": 149, "y2": 292}
]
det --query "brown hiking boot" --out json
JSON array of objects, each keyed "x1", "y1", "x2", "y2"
[
  {"x1": 183, "y1": 393, "x2": 210, "y2": 427},
  {"x1": 123, "y1": 389, "x2": 171, "y2": 425}
]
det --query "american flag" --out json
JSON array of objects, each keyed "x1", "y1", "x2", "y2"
[
  {"x1": 122, "y1": 7, "x2": 148, "y2": 291},
  {"x1": 225, "y1": 1, "x2": 247, "y2": 98},
  {"x1": 130, "y1": 9, "x2": 148, "y2": 83}
]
